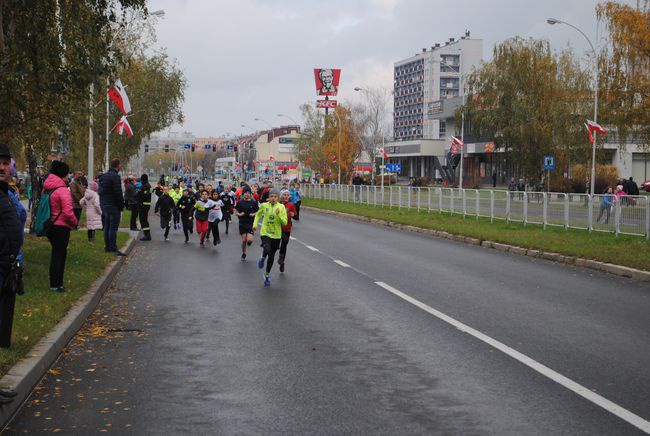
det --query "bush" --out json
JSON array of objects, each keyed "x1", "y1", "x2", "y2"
[{"x1": 548, "y1": 178, "x2": 573, "y2": 193}]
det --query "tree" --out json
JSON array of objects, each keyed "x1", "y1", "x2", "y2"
[
  {"x1": 597, "y1": 1, "x2": 650, "y2": 149},
  {"x1": 464, "y1": 37, "x2": 592, "y2": 183},
  {"x1": 350, "y1": 86, "x2": 391, "y2": 170}
]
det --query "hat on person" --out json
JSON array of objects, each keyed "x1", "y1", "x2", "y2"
[
  {"x1": 0, "y1": 143, "x2": 11, "y2": 159},
  {"x1": 280, "y1": 189, "x2": 290, "y2": 197},
  {"x1": 50, "y1": 160, "x2": 69, "y2": 179},
  {"x1": 269, "y1": 188, "x2": 280, "y2": 197},
  {"x1": 89, "y1": 180, "x2": 99, "y2": 192},
  {"x1": 141, "y1": 174, "x2": 148, "y2": 183},
  {"x1": 242, "y1": 185, "x2": 252, "y2": 194}
]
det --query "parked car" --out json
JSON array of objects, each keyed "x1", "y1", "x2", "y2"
[{"x1": 643, "y1": 180, "x2": 650, "y2": 192}]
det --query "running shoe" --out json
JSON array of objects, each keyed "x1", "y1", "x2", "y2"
[
  {"x1": 165, "y1": 237, "x2": 170, "y2": 241},
  {"x1": 257, "y1": 256, "x2": 265, "y2": 269},
  {"x1": 241, "y1": 253, "x2": 246, "y2": 261},
  {"x1": 263, "y1": 274, "x2": 271, "y2": 286},
  {"x1": 279, "y1": 262, "x2": 285, "y2": 273}
]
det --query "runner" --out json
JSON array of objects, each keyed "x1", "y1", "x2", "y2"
[
  {"x1": 208, "y1": 190, "x2": 223, "y2": 246},
  {"x1": 154, "y1": 186, "x2": 176, "y2": 241},
  {"x1": 253, "y1": 189, "x2": 287, "y2": 286},
  {"x1": 278, "y1": 189, "x2": 296, "y2": 273},
  {"x1": 169, "y1": 184, "x2": 182, "y2": 230},
  {"x1": 289, "y1": 182, "x2": 302, "y2": 221},
  {"x1": 235, "y1": 186, "x2": 259, "y2": 261},
  {"x1": 194, "y1": 190, "x2": 215, "y2": 246},
  {"x1": 220, "y1": 185, "x2": 235, "y2": 235},
  {"x1": 177, "y1": 189, "x2": 195, "y2": 243}
]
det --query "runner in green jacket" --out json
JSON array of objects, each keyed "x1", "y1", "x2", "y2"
[{"x1": 253, "y1": 189, "x2": 287, "y2": 286}]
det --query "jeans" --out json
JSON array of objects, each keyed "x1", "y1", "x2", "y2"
[
  {"x1": 47, "y1": 225, "x2": 71, "y2": 288},
  {"x1": 103, "y1": 207, "x2": 121, "y2": 252}
]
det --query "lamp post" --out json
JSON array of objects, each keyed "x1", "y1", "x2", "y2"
[
  {"x1": 547, "y1": 17, "x2": 599, "y2": 202},
  {"x1": 242, "y1": 124, "x2": 256, "y2": 180},
  {"x1": 276, "y1": 113, "x2": 298, "y2": 126}
]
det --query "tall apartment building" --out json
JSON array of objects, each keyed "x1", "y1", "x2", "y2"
[{"x1": 394, "y1": 31, "x2": 482, "y2": 142}]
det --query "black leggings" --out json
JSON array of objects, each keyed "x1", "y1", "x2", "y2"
[
  {"x1": 47, "y1": 225, "x2": 71, "y2": 288},
  {"x1": 87, "y1": 229, "x2": 96, "y2": 241},
  {"x1": 279, "y1": 231, "x2": 291, "y2": 257},
  {"x1": 182, "y1": 216, "x2": 193, "y2": 241},
  {"x1": 210, "y1": 221, "x2": 220, "y2": 244},
  {"x1": 261, "y1": 236, "x2": 281, "y2": 274}
]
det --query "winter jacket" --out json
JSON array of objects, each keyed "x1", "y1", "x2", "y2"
[
  {"x1": 8, "y1": 188, "x2": 26, "y2": 263},
  {"x1": 281, "y1": 201, "x2": 296, "y2": 233},
  {"x1": 155, "y1": 194, "x2": 176, "y2": 218},
  {"x1": 124, "y1": 182, "x2": 137, "y2": 208},
  {"x1": 177, "y1": 196, "x2": 195, "y2": 219},
  {"x1": 69, "y1": 179, "x2": 85, "y2": 209},
  {"x1": 169, "y1": 189, "x2": 182, "y2": 205},
  {"x1": 0, "y1": 182, "x2": 23, "y2": 286},
  {"x1": 80, "y1": 189, "x2": 103, "y2": 230},
  {"x1": 43, "y1": 174, "x2": 78, "y2": 229},
  {"x1": 136, "y1": 182, "x2": 152, "y2": 207},
  {"x1": 289, "y1": 188, "x2": 302, "y2": 204},
  {"x1": 98, "y1": 169, "x2": 124, "y2": 210},
  {"x1": 253, "y1": 202, "x2": 287, "y2": 239}
]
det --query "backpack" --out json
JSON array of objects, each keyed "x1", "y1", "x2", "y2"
[{"x1": 34, "y1": 188, "x2": 61, "y2": 237}]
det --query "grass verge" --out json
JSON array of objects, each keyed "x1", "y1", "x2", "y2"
[
  {"x1": 0, "y1": 231, "x2": 130, "y2": 376},
  {"x1": 303, "y1": 198, "x2": 650, "y2": 272}
]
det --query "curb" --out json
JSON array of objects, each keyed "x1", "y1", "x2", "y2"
[
  {"x1": 302, "y1": 206, "x2": 650, "y2": 282},
  {"x1": 0, "y1": 234, "x2": 137, "y2": 428}
]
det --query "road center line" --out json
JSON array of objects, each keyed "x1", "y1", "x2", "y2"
[
  {"x1": 305, "y1": 245, "x2": 319, "y2": 252},
  {"x1": 334, "y1": 260, "x2": 351, "y2": 268},
  {"x1": 374, "y1": 281, "x2": 650, "y2": 434}
]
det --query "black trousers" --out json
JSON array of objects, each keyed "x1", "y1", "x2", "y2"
[
  {"x1": 129, "y1": 207, "x2": 138, "y2": 230},
  {"x1": 173, "y1": 208, "x2": 180, "y2": 226},
  {"x1": 139, "y1": 206, "x2": 151, "y2": 232},
  {"x1": 261, "y1": 236, "x2": 281, "y2": 274},
  {"x1": 294, "y1": 201, "x2": 301, "y2": 220},
  {"x1": 47, "y1": 225, "x2": 71, "y2": 288},
  {"x1": 210, "y1": 221, "x2": 220, "y2": 244},
  {"x1": 181, "y1": 216, "x2": 193, "y2": 241},
  {"x1": 0, "y1": 272, "x2": 16, "y2": 348},
  {"x1": 279, "y1": 231, "x2": 291, "y2": 257}
]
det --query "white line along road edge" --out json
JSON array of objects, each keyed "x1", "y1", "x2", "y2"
[
  {"x1": 375, "y1": 281, "x2": 650, "y2": 434},
  {"x1": 305, "y1": 245, "x2": 319, "y2": 252},
  {"x1": 334, "y1": 260, "x2": 351, "y2": 268}
]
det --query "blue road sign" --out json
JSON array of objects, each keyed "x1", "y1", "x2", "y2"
[
  {"x1": 183, "y1": 143, "x2": 191, "y2": 150},
  {"x1": 543, "y1": 156, "x2": 555, "y2": 170},
  {"x1": 385, "y1": 163, "x2": 401, "y2": 173},
  {"x1": 227, "y1": 143, "x2": 234, "y2": 152},
  {"x1": 204, "y1": 143, "x2": 212, "y2": 150}
]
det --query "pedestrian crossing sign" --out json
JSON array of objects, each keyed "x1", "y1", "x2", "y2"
[{"x1": 543, "y1": 156, "x2": 555, "y2": 170}]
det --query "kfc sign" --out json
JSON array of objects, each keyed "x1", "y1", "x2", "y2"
[
  {"x1": 316, "y1": 99, "x2": 338, "y2": 109},
  {"x1": 314, "y1": 68, "x2": 341, "y2": 96}
]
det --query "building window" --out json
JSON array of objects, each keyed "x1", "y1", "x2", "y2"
[{"x1": 439, "y1": 120, "x2": 446, "y2": 137}]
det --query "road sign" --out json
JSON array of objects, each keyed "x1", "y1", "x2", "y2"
[
  {"x1": 543, "y1": 156, "x2": 555, "y2": 170},
  {"x1": 183, "y1": 143, "x2": 191, "y2": 150},
  {"x1": 227, "y1": 143, "x2": 233, "y2": 152},
  {"x1": 204, "y1": 144, "x2": 212, "y2": 150},
  {"x1": 385, "y1": 163, "x2": 401, "y2": 173}
]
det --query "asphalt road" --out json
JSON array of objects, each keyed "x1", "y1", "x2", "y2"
[{"x1": 4, "y1": 209, "x2": 650, "y2": 435}]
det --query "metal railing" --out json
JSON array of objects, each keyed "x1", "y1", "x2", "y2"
[{"x1": 302, "y1": 184, "x2": 650, "y2": 239}]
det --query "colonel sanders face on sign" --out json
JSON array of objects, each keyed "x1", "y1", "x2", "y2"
[{"x1": 315, "y1": 68, "x2": 340, "y2": 96}]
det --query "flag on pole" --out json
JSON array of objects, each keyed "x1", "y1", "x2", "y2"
[
  {"x1": 377, "y1": 148, "x2": 388, "y2": 159},
  {"x1": 450, "y1": 136, "x2": 464, "y2": 154},
  {"x1": 585, "y1": 120, "x2": 606, "y2": 144},
  {"x1": 331, "y1": 155, "x2": 337, "y2": 164},
  {"x1": 115, "y1": 116, "x2": 134, "y2": 137},
  {"x1": 107, "y1": 79, "x2": 132, "y2": 115}
]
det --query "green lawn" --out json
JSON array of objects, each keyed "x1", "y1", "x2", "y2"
[
  {"x1": 0, "y1": 231, "x2": 130, "y2": 376},
  {"x1": 303, "y1": 198, "x2": 650, "y2": 272},
  {"x1": 77, "y1": 209, "x2": 133, "y2": 228}
]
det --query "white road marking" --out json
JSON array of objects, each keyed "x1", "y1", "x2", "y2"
[
  {"x1": 289, "y1": 236, "x2": 296, "y2": 240},
  {"x1": 374, "y1": 281, "x2": 650, "y2": 434},
  {"x1": 334, "y1": 260, "x2": 351, "y2": 268},
  {"x1": 305, "y1": 245, "x2": 319, "y2": 252}
]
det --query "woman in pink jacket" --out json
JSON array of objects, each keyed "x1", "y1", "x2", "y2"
[
  {"x1": 79, "y1": 181, "x2": 103, "y2": 242},
  {"x1": 43, "y1": 161, "x2": 78, "y2": 292}
]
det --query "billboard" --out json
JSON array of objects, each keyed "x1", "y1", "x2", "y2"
[{"x1": 313, "y1": 68, "x2": 341, "y2": 96}]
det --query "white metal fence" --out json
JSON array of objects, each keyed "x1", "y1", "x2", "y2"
[{"x1": 302, "y1": 184, "x2": 650, "y2": 239}]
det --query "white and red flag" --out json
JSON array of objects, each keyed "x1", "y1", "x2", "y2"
[
  {"x1": 585, "y1": 120, "x2": 606, "y2": 144},
  {"x1": 115, "y1": 116, "x2": 134, "y2": 137},
  {"x1": 107, "y1": 79, "x2": 132, "y2": 115},
  {"x1": 331, "y1": 155, "x2": 337, "y2": 164},
  {"x1": 377, "y1": 148, "x2": 388, "y2": 159},
  {"x1": 450, "y1": 136, "x2": 464, "y2": 155}
]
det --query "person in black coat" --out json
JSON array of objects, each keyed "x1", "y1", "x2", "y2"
[
  {"x1": 0, "y1": 144, "x2": 24, "y2": 353},
  {"x1": 154, "y1": 186, "x2": 176, "y2": 241},
  {"x1": 124, "y1": 178, "x2": 138, "y2": 231},
  {"x1": 136, "y1": 174, "x2": 153, "y2": 241},
  {"x1": 98, "y1": 159, "x2": 125, "y2": 255}
]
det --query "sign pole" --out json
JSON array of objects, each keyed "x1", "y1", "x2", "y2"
[{"x1": 381, "y1": 136, "x2": 385, "y2": 195}]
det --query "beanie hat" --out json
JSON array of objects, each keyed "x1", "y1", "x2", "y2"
[
  {"x1": 269, "y1": 188, "x2": 280, "y2": 197},
  {"x1": 242, "y1": 185, "x2": 252, "y2": 194},
  {"x1": 141, "y1": 174, "x2": 148, "y2": 183},
  {"x1": 89, "y1": 180, "x2": 99, "y2": 192},
  {"x1": 50, "y1": 160, "x2": 69, "y2": 179},
  {"x1": 280, "y1": 189, "x2": 290, "y2": 197}
]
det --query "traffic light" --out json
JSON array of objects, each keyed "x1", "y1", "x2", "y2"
[
  {"x1": 144, "y1": 144, "x2": 149, "y2": 153},
  {"x1": 164, "y1": 144, "x2": 169, "y2": 152},
  {"x1": 234, "y1": 145, "x2": 238, "y2": 153},
  {"x1": 191, "y1": 144, "x2": 195, "y2": 152},
  {"x1": 212, "y1": 144, "x2": 216, "y2": 152}
]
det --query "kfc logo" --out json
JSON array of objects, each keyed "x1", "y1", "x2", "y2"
[{"x1": 314, "y1": 68, "x2": 341, "y2": 96}]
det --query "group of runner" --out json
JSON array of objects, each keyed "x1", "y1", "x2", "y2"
[{"x1": 149, "y1": 179, "x2": 303, "y2": 286}]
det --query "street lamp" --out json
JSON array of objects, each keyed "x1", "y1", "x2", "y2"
[
  {"x1": 547, "y1": 17, "x2": 599, "y2": 204},
  {"x1": 254, "y1": 117, "x2": 273, "y2": 130},
  {"x1": 277, "y1": 113, "x2": 298, "y2": 125}
]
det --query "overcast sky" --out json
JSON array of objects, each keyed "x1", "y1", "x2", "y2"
[{"x1": 146, "y1": 0, "x2": 630, "y2": 137}]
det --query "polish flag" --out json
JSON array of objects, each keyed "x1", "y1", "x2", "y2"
[
  {"x1": 331, "y1": 155, "x2": 337, "y2": 164},
  {"x1": 107, "y1": 79, "x2": 132, "y2": 115},
  {"x1": 585, "y1": 120, "x2": 606, "y2": 144},
  {"x1": 450, "y1": 136, "x2": 464, "y2": 155},
  {"x1": 115, "y1": 116, "x2": 134, "y2": 137},
  {"x1": 377, "y1": 148, "x2": 388, "y2": 159}
]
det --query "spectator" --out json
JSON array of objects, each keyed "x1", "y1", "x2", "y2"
[
  {"x1": 0, "y1": 145, "x2": 24, "y2": 350},
  {"x1": 628, "y1": 177, "x2": 639, "y2": 196},
  {"x1": 80, "y1": 181, "x2": 102, "y2": 242},
  {"x1": 69, "y1": 171, "x2": 86, "y2": 224},
  {"x1": 123, "y1": 178, "x2": 138, "y2": 231},
  {"x1": 492, "y1": 171, "x2": 497, "y2": 188},
  {"x1": 43, "y1": 160, "x2": 78, "y2": 292},
  {"x1": 98, "y1": 159, "x2": 125, "y2": 256},
  {"x1": 597, "y1": 187, "x2": 614, "y2": 224}
]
